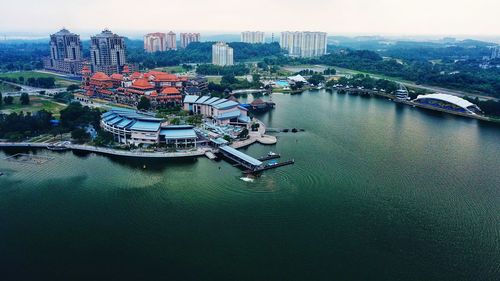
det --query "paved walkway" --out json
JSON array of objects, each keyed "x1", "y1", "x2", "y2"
[
  {"x1": 0, "y1": 142, "x2": 209, "y2": 158},
  {"x1": 231, "y1": 119, "x2": 277, "y2": 149}
]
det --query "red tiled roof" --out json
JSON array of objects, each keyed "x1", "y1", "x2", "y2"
[
  {"x1": 132, "y1": 78, "x2": 154, "y2": 89},
  {"x1": 160, "y1": 87, "x2": 180, "y2": 95},
  {"x1": 110, "y1": 73, "x2": 123, "y2": 80},
  {"x1": 130, "y1": 72, "x2": 142, "y2": 79},
  {"x1": 122, "y1": 65, "x2": 130, "y2": 74},
  {"x1": 91, "y1": 72, "x2": 111, "y2": 81}
]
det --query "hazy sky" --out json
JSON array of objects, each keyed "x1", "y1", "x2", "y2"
[{"x1": 1, "y1": 0, "x2": 499, "y2": 36}]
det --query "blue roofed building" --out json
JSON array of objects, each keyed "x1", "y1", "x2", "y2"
[
  {"x1": 183, "y1": 95, "x2": 250, "y2": 126},
  {"x1": 101, "y1": 109, "x2": 199, "y2": 147}
]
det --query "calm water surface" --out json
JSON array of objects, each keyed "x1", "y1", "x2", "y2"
[{"x1": 1, "y1": 90, "x2": 499, "y2": 280}]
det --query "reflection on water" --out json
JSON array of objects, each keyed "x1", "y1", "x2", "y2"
[{"x1": 1, "y1": 90, "x2": 499, "y2": 281}]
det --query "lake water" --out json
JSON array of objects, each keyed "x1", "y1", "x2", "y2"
[{"x1": 1, "y1": 90, "x2": 499, "y2": 280}]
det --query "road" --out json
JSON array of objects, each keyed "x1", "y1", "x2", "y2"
[{"x1": 0, "y1": 80, "x2": 67, "y2": 96}]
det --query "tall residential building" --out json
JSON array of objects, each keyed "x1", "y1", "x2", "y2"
[
  {"x1": 491, "y1": 46, "x2": 499, "y2": 59},
  {"x1": 90, "y1": 29, "x2": 127, "y2": 75},
  {"x1": 144, "y1": 32, "x2": 167, "y2": 52},
  {"x1": 280, "y1": 31, "x2": 327, "y2": 57},
  {"x1": 180, "y1": 33, "x2": 201, "y2": 48},
  {"x1": 43, "y1": 28, "x2": 84, "y2": 75},
  {"x1": 241, "y1": 31, "x2": 265, "y2": 44},
  {"x1": 166, "y1": 31, "x2": 177, "y2": 50},
  {"x1": 212, "y1": 42, "x2": 234, "y2": 66}
]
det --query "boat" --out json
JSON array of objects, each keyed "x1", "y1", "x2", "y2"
[
  {"x1": 267, "y1": 160, "x2": 278, "y2": 166},
  {"x1": 268, "y1": 151, "x2": 278, "y2": 156},
  {"x1": 46, "y1": 144, "x2": 69, "y2": 151}
]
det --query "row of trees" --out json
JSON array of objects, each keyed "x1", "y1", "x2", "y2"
[
  {"x1": 0, "y1": 110, "x2": 53, "y2": 141},
  {"x1": 0, "y1": 92, "x2": 29, "y2": 107},
  {"x1": 327, "y1": 74, "x2": 399, "y2": 93},
  {"x1": 0, "y1": 76, "x2": 56, "y2": 88}
]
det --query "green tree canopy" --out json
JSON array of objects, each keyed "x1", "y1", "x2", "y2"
[
  {"x1": 137, "y1": 96, "x2": 151, "y2": 111},
  {"x1": 20, "y1": 93, "x2": 30, "y2": 105}
]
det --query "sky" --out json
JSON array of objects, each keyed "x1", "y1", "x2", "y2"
[{"x1": 1, "y1": 0, "x2": 500, "y2": 38}]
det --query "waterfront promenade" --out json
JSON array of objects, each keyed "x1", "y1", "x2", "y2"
[
  {"x1": 0, "y1": 120, "x2": 277, "y2": 159},
  {"x1": 333, "y1": 87, "x2": 495, "y2": 122}
]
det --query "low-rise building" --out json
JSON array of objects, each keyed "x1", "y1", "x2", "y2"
[
  {"x1": 101, "y1": 109, "x2": 198, "y2": 148},
  {"x1": 183, "y1": 95, "x2": 250, "y2": 125}
]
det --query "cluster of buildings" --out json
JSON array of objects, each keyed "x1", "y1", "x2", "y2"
[
  {"x1": 100, "y1": 94, "x2": 250, "y2": 147},
  {"x1": 81, "y1": 66, "x2": 209, "y2": 108},
  {"x1": 44, "y1": 28, "x2": 203, "y2": 75},
  {"x1": 44, "y1": 28, "x2": 134, "y2": 76},
  {"x1": 241, "y1": 31, "x2": 265, "y2": 44},
  {"x1": 212, "y1": 42, "x2": 234, "y2": 66},
  {"x1": 143, "y1": 32, "x2": 201, "y2": 52},
  {"x1": 280, "y1": 31, "x2": 327, "y2": 57},
  {"x1": 101, "y1": 109, "x2": 198, "y2": 148}
]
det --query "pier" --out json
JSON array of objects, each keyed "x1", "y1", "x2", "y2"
[{"x1": 218, "y1": 145, "x2": 294, "y2": 174}]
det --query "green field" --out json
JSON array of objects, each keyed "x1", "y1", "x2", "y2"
[
  {"x1": 0, "y1": 71, "x2": 79, "y2": 88},
  {"x1": 0, "y1": 96, "x2": 67, "y2": 117},
  {"x1": 206, "y1": 76, "x2": 222, "y2": 84},
  {"x1": 154, "y1": 66, "x2": 186, "y2": 73}
]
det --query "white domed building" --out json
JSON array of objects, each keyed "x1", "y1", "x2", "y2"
[{"x1": 413, "y1": 93, "x2": 482, "y2": 115}]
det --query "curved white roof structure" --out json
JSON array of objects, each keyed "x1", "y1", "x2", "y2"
[{"x1": 414, "y1": 93, "x2": 481, "y2": 114}]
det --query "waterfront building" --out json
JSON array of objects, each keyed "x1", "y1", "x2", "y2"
[
  {"x1": 395, "y1": 89, "x2": 409, "y2": 100},
  {"x1": 241, "y1": 31, "x2": 265, "y2": 44},
  {"x1": 166, "y1": 31, "x2": 177, "y2": 50},
  {"x1": 101, "y1": 109, "x2": 197, "y2": 147},
  {"x1": 413, "y1": 93, "x2": 482, "y2": 115},
  {"x1": 144, "y1": 32, "x2": 167, "y2": 52},
  {"x1": 212, "y1": 42, "x2": 234, "y2": 66},
  {"x1": 180, "y1": 33, "x2": 201, "y2": 48},
  {"x1": 90, "y1": 29, "x2": 127, "y2": 75},
  {"x1": 280, "y1": 31, "x2": 327, "y2": 57},
  {"x1": 43, "y1": 28, "x2": 84, "y2": 75},
  {"x1": 183, "y1": 95, "x2": 249, "y2": 125}
]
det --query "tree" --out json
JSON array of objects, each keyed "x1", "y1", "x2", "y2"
[
  {"x1": 308, "y1": 74, "x2": 326, "y2": 86},
  {"x1": 71, "y1": 128, "x2": 90, "y2": 143},
  {"x1": 20, "y1": 93, "x2": 30, "y2": 105},
  {"x1": 137, "y1": 96, "x2": 151, "y2": 111},
  {"x1": 3, "y1": 96, "x2": 13, "y2": 105},
  {"x1": 252, "y1": 74, "x2": 261, "y2": 83},
  {"x1": 66, "y1": 84, "x2": 80, "y2": 92},
  {"x1": 221, "y1": 74, "x2": 238, "y2": 85}
]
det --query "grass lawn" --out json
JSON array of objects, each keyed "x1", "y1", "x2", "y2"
[
  {"x1": 206, "y1": 76, "x2": 222, "y2": 84},
  {"x1": 0, "y1": 96, "x2": 67, "y2": 117},
  {"x1": 154, "y1": 66, "x2": 186, "y2": 73},
  {"x1": 0, "y1": 71, "x2": 79, "y2": 88}
]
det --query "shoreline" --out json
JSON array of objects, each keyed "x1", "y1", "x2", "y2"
[{"x1": 0, "y1": 120, "x2": 278, "y2": 159}]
